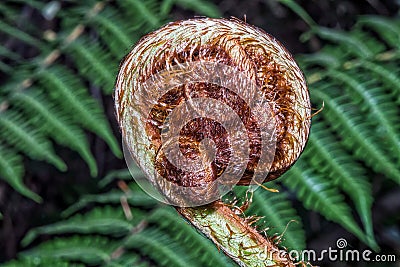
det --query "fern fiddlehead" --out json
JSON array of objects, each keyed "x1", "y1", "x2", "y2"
[{"x1": 115, "y1": 18, "x2": 311, "y2": 266}]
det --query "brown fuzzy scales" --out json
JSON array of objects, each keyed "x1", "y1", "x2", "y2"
[{"x1": 115, "y1": 17, "x2": 311, "y2": 196}]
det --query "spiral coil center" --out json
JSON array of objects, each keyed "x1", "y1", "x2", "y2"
[
  {"x1": 122, "y1": 62, "x2": 276, "y2": 206},
  {"x1": 116, "y1": 18, "x2": 311, "y2": 207}
]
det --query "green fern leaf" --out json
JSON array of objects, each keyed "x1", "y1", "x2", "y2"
[
  {"x1": 66, "y1": 38, "x2": 116, "y2": 94},
  {"x1": 22, "y1": 206, "x2": 145, "y2": 247},
  {"x1": 310, "y1": 88, "x2": 400, "y2": 185},
  {"x1": 37, "y1": 66, "x2": 122, "y2": 158},
  {"x1": 99, "y1": 164, "x2": 148, "y2": 188},
  {"x1": 105, "y1": 254, "x2": 145, "y2": 267},
  {"x1": 125, "y1": 229, "x2": 198, "y2": 267},
  {"x1": 282, "y1": 163, "x2": 378, "y2": 250},
  {"x1": 304, "y1": 122, "x2": 374, "y2": 238},
  {"x1": 326, "y1": 70, "x2": 400, "y2": 162},
  {"x1": 297, "y1": 50, "x2": 342, "y2": 69},
  {"x1": 0, "y1": 45, "x2": 22, "y2": 62},
  {"x1": 88, "y1": 7, "x2": 136, "y2": 58},
  {"x1": 99, "y1": 168, "x2": 137, "y2": 187},
  {"x1": 61, "y1": 182, "x2": 156, "y2": 217},
  {"x1": 0, "y1": 145, "x2": 42, "y2": 203},
  {"x1": 20, "y1": 236, "x2": 117, "y2": 265},
  {"x1": 278, "y1": 0, "x2": 317, "y2": 28},
  {"x1": 121, "y1": 0, "x2": 162, "y2": 28},
  {"x1": 356, "y1": 15, "x2": 400, "y2": 49},
  {"x1": 1, "y1": 258, "x2": 85, "y2": 267},
  {"x1": 12, "y1": 90, "x2": 98, "y2": 177},
  {"x1": 0, "y1": 111, "x2": 67, "y2": 171},
  {"x1": 312, "y1": 27, "x2": 374, "y2": 58},
  {"x1": 0, "y1": 20, "x2": 44, "y2": 49},
  {"x1": 0, "y1": 3, "x2": 20, "y2": 21},
  {"x1": 168, "y1": 0, "x2": 221, "y2": 17},
  {"x1": 357, "y1": 61, "x2": 400, "y2": 96}
]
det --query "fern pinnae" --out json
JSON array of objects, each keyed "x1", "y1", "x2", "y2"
[
  {"x1": 282, "y1": 163, "x2": 378, "y2": 250},
  {"x1": 12, "y1": 90, "x2": 99, "y2": 176},
  {"x1": 125, "y1": 229, "x2": 197, "y2": 267},
  {"x1": 0, "y1": 145, "x2": 42, "y2": 203},
  {"x1": 169, "y1": 0, "x2": 221, "y2": 17},
  {"x1": 0, "y1": 20, "x2": 44, "y2": 50},
  {"x1": 106, "y1": 255, "x2": 144, "y2": 267},
  {"x1": 121, "y1": 0, "x2": 162, "y2": 29},
  {"x1": 89, "y1": 7, "x2": 135, "y2": 58},
  {"x1": 0, "y1": 3, "x2": 19, "y2": 21},
  {"x1": 312, "y1": 27, "x2": 374, "y2": 59},
  {"x1": 99, "y1": 168, "x2": 137, "y2": 187},
  {"x1": 305, "y1": 122, "x2": 374, "y2": 238},
  {"x1": 0, "y1": 111, "x2": 67, "y2": 171},
  {"x1": 61, "y1": 183, "x2": 157, "y2": 217},
  {"x1": 66, "y1": 38, "x2": 116, "y2": 94},
  {"x1": 21, "y1": 236, "x2": 117, "y2": 265},
  {"x1": 311, "y1": 88, "x2": 400, "y2": 185},
  {"x1": 0, "y1": 61, "x2": 13, "y2": 74},
  {"x1": 278, "y1": 0, "x2": 317, "y2": 29},
  {"x1": 1, "y1": 258, "x2": 85, "y2": 267},
  {"x1": 327, "y1": 70, "x2": 400, "y2": 161},
  {"x1": 252, "y1": 192, "x2": 305, "y2": 251},
  {"x1": 38, "y1": 66, "x2": 122, "y2": 158},
  {"x1": 356, "y1": 15, "x2": 400, "y2": 49},
  {"x1": 297, "y1": 50, "x2": 342, "y2": 69},
  {"x1": 0, "y1": 45, "x2": 22, "y2": 62},
  {"x1": 21, "y1": 206, "x2": 144, "y2": 247},
  {"x1": 357, "y1": 60, "x2": 400, "y2": 96}
]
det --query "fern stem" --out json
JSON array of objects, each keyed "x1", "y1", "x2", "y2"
[{"x1": 177, "y1": 201, "x2": 296, "y2": 267}]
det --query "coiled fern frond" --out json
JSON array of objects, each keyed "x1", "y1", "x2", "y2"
[{"x1": 0, "y1": 0, "x2": 220, "y2": 202}]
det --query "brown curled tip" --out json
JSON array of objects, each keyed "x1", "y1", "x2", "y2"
[{"x1": 115, "y1": 17, "x2": 311, "y2": 205}]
